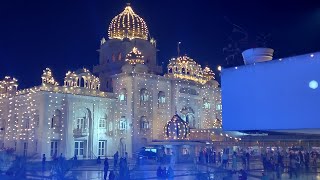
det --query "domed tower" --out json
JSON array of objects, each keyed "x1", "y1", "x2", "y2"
[{"x1": 93, "y1": 3, "x2": 162, "y2": 92}]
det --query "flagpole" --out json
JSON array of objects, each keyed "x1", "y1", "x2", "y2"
[{"x1": 177, "y1": 42, "x2": 181, "y2": 57}]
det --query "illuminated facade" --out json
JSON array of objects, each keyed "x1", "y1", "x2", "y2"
[{"x1": 0, "y1": 4, "x2": 229, "y2": 160}]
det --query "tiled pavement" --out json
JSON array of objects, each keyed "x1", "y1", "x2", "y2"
[{"x1": 1, "y1": 159, "x2": 320, "y2": 179}]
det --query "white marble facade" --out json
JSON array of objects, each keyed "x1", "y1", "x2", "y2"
[{"x1": 0, "y1": 4, "x2": 223, "y2": 160}]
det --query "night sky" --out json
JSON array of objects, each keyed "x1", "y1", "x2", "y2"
[{"x1": 0, "y1": 0, "x2": 320, "y2": 89}]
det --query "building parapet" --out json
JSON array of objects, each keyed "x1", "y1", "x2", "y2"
[{"x1": 0, "y1": 84, "x2": 115, "y2": 99}]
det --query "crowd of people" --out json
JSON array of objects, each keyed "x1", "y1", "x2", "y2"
[
  {"x1": 262, "y1": 150, "x2": 319, "y2": 179},
  {"x1": 41, "y1": 148, "x2": 318, "y2": 180},
  {"x1": 197, "y1": 147, "x2": 319, "y2": 179},
  {"x1": 102, "y1": 151, "x2": 129, "y2": 180},
  {"x1": 198, "y1": 148, "x2": 250, "y2": 171}
]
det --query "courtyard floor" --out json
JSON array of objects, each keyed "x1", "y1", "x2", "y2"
[{"x1": 1, "y1": 159, "x2": 320, "y2": 179}]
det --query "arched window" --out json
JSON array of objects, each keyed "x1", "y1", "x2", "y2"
[
  {"x1": 203, "y1": 98, "x2": 210, "y2": 109},
  {"x1": 216, "y1": 104, "x2": 222, "y2": 110},
  {"x1": 99, "y1": 114, "x2": 107, "y2": 128},
  {"x1": 119, "y1": 116, "x2": 126, "y2": 130},
  {"x1": 51, "y1": 109, "x2": 62, "y2": 131},
  {"x1": 158, "y1": 91, "x2": 166, "y2": 106},
  {"x1": 140, "y1": 116, "x2": 149, "y2": 129},
  {"x1": 168, "y1": 68, "x2": 172, "y2": 73},
  {"x1": 108, "y1": 121, "x2": 113, "y2": 132},
  {"x1": 119, "y1": 88, "x2": 127, "y2": 104},
  {"x1": 182, "y1": 68, "x2": 186, "y2": 73},
  {"x1": 180, "y1": 106, "x2": 196, "y2": 128},
  {"x1": 140, "y1": 88, "x2": 149, "y2": 104},
  {"x1": 23, "y1": 114, "x2": 30, "y2": 129}
]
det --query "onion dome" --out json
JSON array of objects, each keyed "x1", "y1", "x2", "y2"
[
  {"x1": 108, "y1": 3, "x2": 149, "y2": 40},
  {"x1": 164, "y1": 114, "x2": 190, "y2": 140}
]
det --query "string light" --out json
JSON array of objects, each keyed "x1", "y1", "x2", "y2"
[{"x1": 108, "y1": 4, "x2": 149, "y2": 40}]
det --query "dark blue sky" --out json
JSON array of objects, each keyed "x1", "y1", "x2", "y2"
[{"x1": 0, "y1": 0, "x2": 320, "y2": 89}]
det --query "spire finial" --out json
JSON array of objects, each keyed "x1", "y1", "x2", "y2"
[
  {"x1": 177, "y1": 42, "x2": 181, "y2": 57},
  {"x1": 126, "y1": 2, "x2": 131, "y2": 6}
]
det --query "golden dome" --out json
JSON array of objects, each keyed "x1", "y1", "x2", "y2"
[{"x1": 108, "y1": 4, "x2": 149, "y2": 40}]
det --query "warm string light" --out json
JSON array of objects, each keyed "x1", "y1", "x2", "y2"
[
  {"x1": 108, "y1": 4, "x2": 149, "y2": 40},
  {"x1": 165, "y1": 55, "x2": 215, "y2": 85}
]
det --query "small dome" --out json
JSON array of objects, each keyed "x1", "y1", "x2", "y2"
[
  {"x1": 125, "y1": 47, "x2": 144, "y2": 65},
  {"x1": 203, "y1": 66, "x2": 215, "y2": 82},
  {"x1": 108, "y1": 4, "x2": 149, "y2": 40},
  {"x1": 164, "y1": 114, "x2": 190, "y2": 140}
]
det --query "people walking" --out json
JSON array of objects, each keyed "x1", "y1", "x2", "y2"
[
  {"x1": 114, "y1": 151, "x2": 119, "y2": 168},
  {"x1": 109, "y1": 170, "x2": 115, "y2": 180},
  {"x1": 289, "y1": 156, "x2": 298, "y2": 179},
  {"x1": 73, "y1": 155, "x2": 78, "y2": 168},
  {"x1": 103, "y1": 158, "x2": 109, "y2": 180},
  {"x1": 305, "y1": 152, "x2": 310, "y2": 171},
  {"x1": 232, "y1": 152, "x2": 237, "y2": 171},
  {"x1": 42, "y1": 154, "x2": 46, "y2": 172},
  {"x1": 222, "y1": 152, "x2": 228, "y2": 169},
  {"x1": 245, "y1": 152, "x2": 250, "y2": 170}
]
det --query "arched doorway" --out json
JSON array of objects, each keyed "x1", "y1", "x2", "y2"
[{"x1": 180, "y1": 106, "x2": 196, "y2": 128}]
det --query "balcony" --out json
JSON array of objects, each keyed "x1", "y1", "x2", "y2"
[{"x1": 73, "y1": 128, "x2": 89, "y2": 138}]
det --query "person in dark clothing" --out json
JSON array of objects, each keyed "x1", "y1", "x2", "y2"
[
  {"x1": 299, "y1": 151, "x2": 304, "y2": 168},
  {"x1": 103, "y1": 162, "x2": 109, "y2": 180},
  {"x1": 289, "y1": 157, "x2": 298, "y2": 179},
  {"x1": 218, "y1": 152, "x2": 222, "y2": 164},
  {"x1": 97, "y1": 156, "x2": 101, "y2": 164},
  {"x1": 213, "y1": 152, "x2": 216, "y2": 165},
  {"x1": 42, "y1": 154, "x2": 46, "y2": 171},
  {"x1": 245, "y1": 152, "x2": 250, "y2": 170},
  {"x1": 73, "y1": 155, "x2": 78, "y2": 167},
  {"x1": 114, "y1": 151, "x2": 119, "y2": 168},
  {"x1": 109, "y1": 170, "x2": 115, "y2": 180},
  {"x1": 238, "y1": 169, "x2": 247, "y2": 180},
  {"x1": 157, "y1": 166, "x2": 162, "y2": 177},
  {"x1": 205, "y1": 151, "x2": 209, "y2": 164},
  {"x1": 278, "y1": 152, "x2": 283, "y2": 168},
  {"x1": 305, "y1": 152, "x2": 310, "y2": 171}
]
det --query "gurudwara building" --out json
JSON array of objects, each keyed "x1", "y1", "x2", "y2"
[{"x1": 0, "y1": 4, "x2": 237, "y2": 161}]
